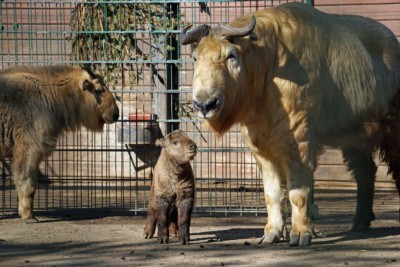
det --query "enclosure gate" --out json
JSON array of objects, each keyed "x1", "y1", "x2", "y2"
[{"x1": 0, "y1": 0, "x2": 310, "y2": 216}]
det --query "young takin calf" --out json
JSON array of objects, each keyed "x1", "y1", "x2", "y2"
[{"x1": 144, "y1": 130, "x2": 197, "y2": 245}]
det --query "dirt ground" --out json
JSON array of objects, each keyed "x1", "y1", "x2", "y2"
[{"x1": 1, "y1": 186, "x2": 400, "y2": 267}]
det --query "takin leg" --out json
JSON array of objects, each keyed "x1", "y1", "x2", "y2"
[
  {"x1": 144, "y1": 183, "x2": 158, "y2": 239},
  {"x1": 12, "y1": 143, "x2": 42, "y2": 222},
  {"x1": 378, "y1": 117, "x2": 400, "y2": 213},
  {"x1": 177, "y1": 197, "x2": 194, "y2": 245},
  {"x1": 342, "y1": 147, "x2": 376, "y2": 231},
  {"x1": 144, "y1": 203, "x2": 158, "y2": 239},
  {"x1": 387, "y1": 161, "x2": 400, "y2": 200},
  {"x1": 169, "y1": 206, "x2": 178, "y2": 237},
  {"x1": 287, "y1": 131, "x2": 318, "y2": 246},
  {"x1": 156, "y1": 197, "x2": 171, "y2": 244},
  {"x1": 288, "y1": 167, "x2": 315, "y2": 246},
  {"x1": 255, "y1": 156, "x2": 286, "y2": 244},
  {"x1": 144, "y1": 207, "x2": 157, "y2": 239},
  {"x1": 389, "y1": 169, "x2": 400, "y2": 222}
]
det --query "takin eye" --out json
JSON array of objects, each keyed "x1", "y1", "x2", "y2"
[
  {"x1": 192, "y1": 56, "x2": 197, "y2": 62},
  {"x1": 226, "y1": 52, "x2": 237, "y2": 60},
  {"x1": 227, "y1": 50, "x2": 237, "y2": 60},
  {"x1": 172, "y1": 140, "x2": 179, "y2": 146},
  {"x1": 94, "y1": 89, "x2": 103, "y2": 95}
]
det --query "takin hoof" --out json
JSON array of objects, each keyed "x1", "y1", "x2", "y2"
[
  {"x1": 23, "y1": 217, "x2": 39, "y2": 224},
  {"x1": 289, "y1": 232, "x2": 312, "y2": 246},
  {"x1": 179, "y1": 236, "x2": 190, "y2": 245},
  {"x1": 143, "y1": 227, "x2": 155, "y2": 239},
  {"x1": 258, "y1": 230, "x2": 282, "y2": 244},
  {"x1": 351, "y1": 220, "x2": 372, "y2": 232},
  {"x1": 351, "y1": 213, "x2": 375, "y2": 232},
  {"x1": 158, "y1": 236, "x2": 169, "y2": 244},
  {"x1": 144, "y1": 232, "x2": 154, "y2": 239}
]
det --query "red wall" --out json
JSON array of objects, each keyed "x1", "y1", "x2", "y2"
[{"x1": 315, "y1": 0, "x2": 400, "y2": 39}]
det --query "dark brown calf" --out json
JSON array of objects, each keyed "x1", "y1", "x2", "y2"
[{"x1": 144, "y1": 130, "x2": 197, "y2": 245}]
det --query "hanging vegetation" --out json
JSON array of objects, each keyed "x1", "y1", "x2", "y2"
[{"x1": 69, "y1": 1, "x2": 180, "y2": 87}]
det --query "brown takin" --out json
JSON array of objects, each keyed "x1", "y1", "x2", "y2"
[
  {"x1": 0, "y1": 65, "x2": 119, "y2": 222},
  {"x1": 144, "y1": 130, "x2": 197, "y2": 245},
  {"x1": 180, "y1": 2, "x2": 400, "y2": 246}
]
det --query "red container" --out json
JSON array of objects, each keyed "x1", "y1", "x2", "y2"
[{"x1": 128, "y1": 113, "x2": 157, "y2": 123}]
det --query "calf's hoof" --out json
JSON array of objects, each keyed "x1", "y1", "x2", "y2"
[
  {"x1": 179, "y1": 237, "x2": 190, "y2": 245},
  {"x1": 158, "y1": 236, "x2": 169, "y2": 244},
  {"x1": 144, "y1": 232, "x2": 154, "y2": 239},
  {"x1": 143, "y1": 226, "x2": 155, "y2": 239}
]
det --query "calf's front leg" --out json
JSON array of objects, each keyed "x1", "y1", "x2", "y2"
[
  {"x1": 177, "y1": 197, "x2": 194, "y2": 245},
  {"x1": 169, "y1": 206, "x2": 178, "y2": 237},
  {"x1": 157, "y1": 198, "x2": 170, "y2": 244},
  {"x1": 144, "y1": 206, "x2": 157, "y2": 239},
  {"x1": 144, "y1": 184, "x2": 158, "y2": 239}
]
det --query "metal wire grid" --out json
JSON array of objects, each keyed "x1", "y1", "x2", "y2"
[{"x1": 0, "y1": 0, "x2": 306, "y2": 216}]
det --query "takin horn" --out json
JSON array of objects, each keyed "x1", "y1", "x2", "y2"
[
  {"x1": 82, "y1": 66, "x2": 97, "y2": 79},
  {"x1": 216, "y1": 15, "x2": 256, "y2": 38},
  {"x1": 180, "y1": 24, "x2": 212, "y2": 45}
]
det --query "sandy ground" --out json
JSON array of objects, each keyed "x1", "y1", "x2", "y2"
[{"x1": 1, "y1": 187, "x2": 400, "y2": 267}]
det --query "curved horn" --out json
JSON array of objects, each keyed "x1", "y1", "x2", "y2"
[
  {"x1": 82, "y1": 66, "x2": 97, "y2": 79},
  {"x1": 216, "y1": 15, "x2": 256, "y2": 38},
  {"x1": 180, "y1": 24, "x2": 211, "y2": 45}
]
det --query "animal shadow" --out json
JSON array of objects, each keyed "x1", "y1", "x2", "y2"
[{"x1": 191, "y1": 228, "x2": 263, "y2": 242}]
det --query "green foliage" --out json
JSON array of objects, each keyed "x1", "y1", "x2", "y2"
[{"x1": 69, "y1": 1, "x2": 180, "y2": 87}]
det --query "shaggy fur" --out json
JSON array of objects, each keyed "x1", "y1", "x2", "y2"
[
  {"x1": 144, "y1": 130, "x2": 197, "y2": 245},
  {"x1": 184, "y1": 2, "x2": 400, "y2": 246},
  {"x1": 0, "y1": 65, "x2": 119, "y2": 221}
]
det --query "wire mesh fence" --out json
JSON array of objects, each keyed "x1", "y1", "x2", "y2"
[{"x1": 0, "y1": 0, "x2": 308, "y2": 216}]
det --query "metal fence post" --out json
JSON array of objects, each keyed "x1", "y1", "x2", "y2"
[{"x1": 166, "y1": 3, "x2": 180, "y2": 133}]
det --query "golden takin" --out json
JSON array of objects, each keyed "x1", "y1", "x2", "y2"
[
  {"x1": 180, "y1": 2, "x2": 400, "y2": 246},
  {"x1": 0, "y1": 65, "x2": 119, "y2": 221}
]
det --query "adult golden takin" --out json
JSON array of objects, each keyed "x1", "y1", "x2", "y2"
[
  {"x1": 180, "y1": 2, "x2": 400, "y2": 246},
  {"x1": 0, "y1": 65, "x2": 119, "y2": 222}
]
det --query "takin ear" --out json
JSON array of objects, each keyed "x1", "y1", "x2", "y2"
[
  {"x1": 81, "y1": 79, "x2": 95, "y2": 92},
  {"x1": 249, "y1": 32, "x2": 258, "y2": 42},
  {"x1": 190, "y1": 43, "x2": 199, "y2": 53},
  {"x1": 155, "y1": 138, "x2": 166, "y2": 148}
]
